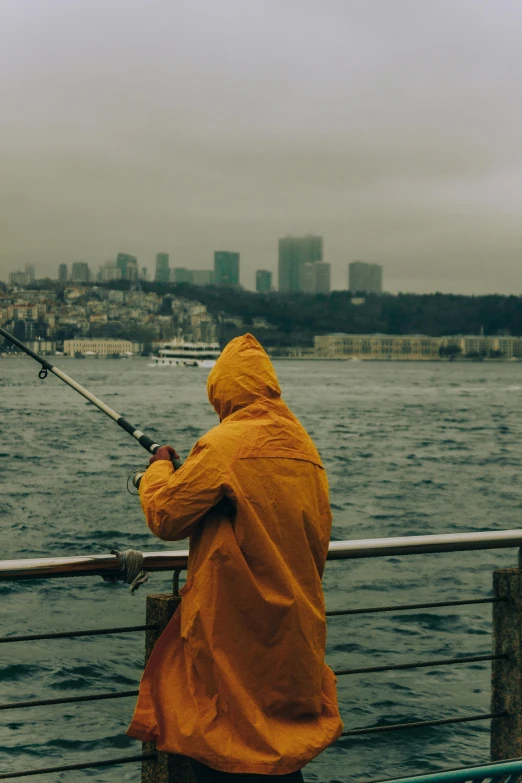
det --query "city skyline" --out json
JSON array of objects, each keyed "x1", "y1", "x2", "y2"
[
  {"x1": 6, "y1": 244, "x2": 522, "y2": 298},
  {"x1": 6, "y1": 244, "x2": 361, "y2": 293},
  {"x1": 8, "y1": 244, "x2": 338, "y2": 296},
  {"x1": 2, "y1": 1, "x2": 522, "y2": 295}
]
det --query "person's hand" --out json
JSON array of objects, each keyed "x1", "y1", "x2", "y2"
[{"x1": 149, "y1": 445, "x2": 180, "y2": 466}]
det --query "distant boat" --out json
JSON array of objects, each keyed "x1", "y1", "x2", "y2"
[{"x1": 149, "y1": 340, "x2": 221, "y2": 368}]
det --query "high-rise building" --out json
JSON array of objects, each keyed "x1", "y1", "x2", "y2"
[
  {"x1": 140, "y1": 267, "x2": 148, "y2": 281},
  {"x1": 58, "y1": 264, "x2": 68, "y2": 282},
  {"x1": 125, "y1": 258, "x2": 138, "y2": 282},
  {"x1": 300, "y1": 262, "x2": 331, "y2": 294},
  {"x1": 116, "y1": 253, "x2": 138, "y2": 281},
  {"x1": 71, "y1": 262, "x2": 91, "y2": 282},
  {"x1": 278, "y1": 235, "x2": 323, "y2": 292},
  {"x1": 348, "y1": 261, "x2": 383, "y2": 294},
  {"x1": 25, "y1": 264, "x2": 36, "y2": 283},
  {"x1": 9, "y1": 270, "x2": 31, "y2": 287},
  {"x1": 155, "y1": 253, "x2": 170, "y2": 283},
  {"x1": 99, "y1": 262, "x2": 122, "y2": 283},
  {"x1": 256, "y1": 270, "x2": 272, "y2": 293},
  {"x1": 214, "y1": 251, "x2": 240, "y2": 286},
  {"x1": 315, "y1": 262, "x2": 331, "y2": 295},
  {"x1": 192, "y1": 270, "x2": 214, "y2": 286}
]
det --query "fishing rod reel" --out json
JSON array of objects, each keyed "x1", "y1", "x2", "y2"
[
  {"x1": 128, "y1": 450, "x2": 182, "y2": 493},
  {"x1": 127, "y1": 468, "x2": 148, "y2": 494}
]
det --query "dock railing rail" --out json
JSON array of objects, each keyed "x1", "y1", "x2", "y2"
[{"x1": 2, "y1": 530, "x2": 522, "y2": 782}]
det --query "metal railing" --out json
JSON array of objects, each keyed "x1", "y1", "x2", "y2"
[
  {"x1": 3, "y1": 528, "x2": 522, "y2": 579},
  {"x1": 2, "y1": 529, "x2": 522, "y2": 780},
  {"x1": 372, "y1": 757, "x2": 522, "y2": 783}
]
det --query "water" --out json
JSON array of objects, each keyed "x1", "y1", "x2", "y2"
[{"x1": 1, "y1": 357, "x2": 522, "y2": 782}]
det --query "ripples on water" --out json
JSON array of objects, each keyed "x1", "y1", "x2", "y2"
[{"x1": 1, "y1": 358, "x2": 522, "y2": 781}]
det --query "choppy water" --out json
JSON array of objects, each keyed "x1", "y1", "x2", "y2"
[{"x1": 1, "y1": 356, "x2": 522, "y2": 782}]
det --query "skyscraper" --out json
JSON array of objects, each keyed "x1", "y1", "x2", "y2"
[
  {"x1": 58, "y1": 264, "x2": 68, "y2": 282},
  {"x1": 256, "y1": 270, "x2": 272, "y2": 293},
  {"x1": 214, "y1": 251, "x2": 240, "y2": 286},
  {"x1": 99, "y1": 262, "x2": 122, "y2": 282},
  {"x1": 125, "y1": 258, "x2": 138, "y2": 282},
  {"x1": 155, "y1": 253, "x2": 170, "y2": 283},
  {"x1": 300, "y1": 262, "x2": 331, "y2": 294},
  {"x1": 9, "y1": 270, "x2": 31, "y2": 286},
  {"x1": 348, "y1": 261, "x2": 383, "y2": 294},
  {"x1": 71, "y1": 262, "x2": 91, "y2": 282},
  {"x1": 278, "y1": 235, "x2": 323, "y2": 292},
  {"x1": 25, "y1": 264, "x2": 36, "y2": 283},
  {"x1": 116, "y1": 253, "x2": 138, "y2": 281}
]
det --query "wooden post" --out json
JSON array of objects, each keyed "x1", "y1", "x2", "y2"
[
  {"x1": 141, "y1": 593, "x2": 196, "y2": 783},
  {"x1": 491, "y1": 567, "x2": 522, "y2": 760}
]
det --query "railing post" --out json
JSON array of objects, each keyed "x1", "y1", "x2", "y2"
[
  {"x1": 491, "y1": 565, "x2": 522, "y2": 760},
  {"x1": 141, "y1": 593, "x2": 195, "y2": 783}
]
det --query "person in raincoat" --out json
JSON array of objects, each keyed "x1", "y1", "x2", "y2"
[{"x1": 128, "y1": 333, "x2": 343, "y2": 780}]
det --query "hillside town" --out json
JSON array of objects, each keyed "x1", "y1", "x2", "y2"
[{"x1": 0, "y1": 283, "x2": 219, "y2": 356}]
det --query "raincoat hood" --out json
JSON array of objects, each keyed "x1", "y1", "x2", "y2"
[{"x1": 207, "y1": 333, "x2": 281, "y2": 420}]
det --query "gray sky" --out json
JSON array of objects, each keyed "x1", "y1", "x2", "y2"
[{"x1": 1, "y1": 0, "x2": 521, "y2": 293}]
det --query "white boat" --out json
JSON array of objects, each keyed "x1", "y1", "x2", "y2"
[{"x1": 149, "y1": 340, "x2": 221, "y2": 368}]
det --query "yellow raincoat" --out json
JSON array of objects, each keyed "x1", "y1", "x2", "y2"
[{"x1": 127, "y1": 334, "x2": 343, "y2": 774}]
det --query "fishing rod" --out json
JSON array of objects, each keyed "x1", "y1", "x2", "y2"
[{"x1": 0, "y1": 326, "x2": 181, "y2": 486}]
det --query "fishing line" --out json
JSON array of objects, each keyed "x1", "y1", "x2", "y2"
[
  {"x1": 0, "y1": 326, "x2": 181, "y2": 487},
  {"x1": 0, "y1": 341, "x2": 41, "y2": 375},
  {"x1": 1, "y1": 338, "x2": 115, "y2": 425}
]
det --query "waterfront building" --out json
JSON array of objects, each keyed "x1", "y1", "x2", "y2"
[
  {"x1": 214, "y1": 251, "x2": 240, "y2": 286},
  {"x1": 314, "y1": 333, "x2": 522, "y2": 360},
  {"x1": 192, "y1": 270, "x2": 214, "y2": 286},
  {"x1": 256, "y1": 270, "x2": 272, "y2": 293},
  {"x1": 315, "y1": 334, "x2": 441, "y2": 360},
  {"x1": 63, "y1": 338, "x2": 137, "y2": 357},
  {"x1": 71, "y1": 262, "x2": 91, "y2": 283},
  {"x1": 348, "y1": 261, "x2": 383, "y2": 294},
  {"x1": 9, "y1": 271, "x2": 31, "y2": 287},
  {"x1": 24, "y1": 339, "x2": 56, "y2": 355},
  {"x1": 300, "y1": 262, "x2": 331, "y2": 294},
  {"x1": 278, "y1": 235, "x2": 323, "y2": 293},
  {"x1": 155, "y1": 253, "x2": 170, "y2": 283},
  {"x1": 58, "y1": 264, "x2": 68, "y2": 282},
  {"x1": 440, "y1": 335, "x2": 522, "y2": 359}
]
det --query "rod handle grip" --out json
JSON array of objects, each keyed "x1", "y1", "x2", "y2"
[{"x1": 132, "y1": 454, "x2": 182, "y2": 489}]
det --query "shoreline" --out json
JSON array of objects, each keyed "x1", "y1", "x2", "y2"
[{"x1": 1, "y1": 353, "x2": 520, "y2": 363}]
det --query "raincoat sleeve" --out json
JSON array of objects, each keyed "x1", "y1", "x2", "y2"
[{"x1": 139, "y1": 441, "x2": 228, "y2": 541}]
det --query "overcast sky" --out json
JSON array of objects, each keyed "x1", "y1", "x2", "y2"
[{"x1": 1, "y1": 0, "x2": 521, "y2": 293}]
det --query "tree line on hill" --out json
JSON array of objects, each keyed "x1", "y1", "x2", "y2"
[{"x1": 139, "y1": 283, "x2": 522, "y2": 347}]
